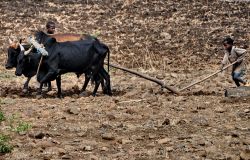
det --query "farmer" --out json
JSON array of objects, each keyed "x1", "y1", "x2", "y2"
[
  {"x1": 220, "y1": 37, "x2": 248, "y2": 87},
  {"x1": 46, "y1": 21, "x2": 56, "y2": 34}
]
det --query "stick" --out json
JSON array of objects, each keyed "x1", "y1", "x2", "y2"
[
  {"x1": 179, "y1": 59, "x2": 243, "y2": 92},
  {"x1": 36, "y1": 56, "x2": 43, "y2": 76},
  {"x1": 104, "y1": 62, "x2": 180, "y2": 95}
]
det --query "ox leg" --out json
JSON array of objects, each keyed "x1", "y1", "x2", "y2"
[
  {"x1": 38, "y1": 70, "x2": 57, "y2": 97},
  {"x1": 79, "y1": 74, "x2": 91, "y2": 97},
  {"x1": 100, "y1": 75, "x2": 107, "y2": 94},
  {"x1": 92, "y1": 76, "x2": 101, "y2": 97},
  {"x1": 46, "y1": 82, "x2": 52, "y2": 92},
  {"x1": 96, "y1": 73, "x2": 107, "y2": 94},
  {"x1": 40, "y1": 71, "x2": 57, "y2": 84},
  {"x1": 56, "y1": 75, "x2": 62, "y2": 98},
  {"x1": 81, "y1": 74, "x2": 91, "y2": 92},
  {"x1": 36, "y1": 82, "x2": 44, "y2": 98},
  {"x1": 23, "y1": 77, "x2": 31, "y2": 93},
  {"x1": 99, "y1": 68, "x2": 112, "y2": 96}
]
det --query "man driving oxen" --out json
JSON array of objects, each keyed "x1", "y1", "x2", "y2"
[
  {"x1": 46, "y1": 21, "x2": 56, "y2": 34},
  {"x1": 6, "y1": 21, "x2": 111, "y2": 97}
]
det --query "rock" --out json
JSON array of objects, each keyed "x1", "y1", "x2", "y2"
[
  {"x1": 160, "y1": 32, "x2": 171, "y2": 40},
  {"x1": 158, "y1": 137, "x2": 171, "y2": 144},
  {"x1": 82, "y1": 145, "x2": 93, "y2": 151},
  {"x1": 165, "y1": 146, "x2": 174, "y2": 152},
  {"x1": 242, "y1": 137, "x2": 250, "y2": 145},
  {"x1": 215, "y1": 107, "x2": 226, "y2": 113},
  {"x1": 77, "y1": 132, "x2": 87, "y2": 137},
  {"x1": 100, "y1": 146, "x2": 109, "y2": 151},
  {"x1": 156, "y1": 74, "x2": 165, "y2": 80},
  {"x1": 72, "y1": 94, "x2": 79, "y2": 99},
  {"x1": 61, "y1": 155, "x2": 71, "y2": 159},
  {"x1": 67, "y1": 107, "x2": 80, "y2": 115},
  {"x1": 192, "y1": 116, "x2": 209, "y2": 126},
  {"x1": 205, "y1": 145, "x2": 220, "y2": 159},
  {"x1": 36, "y1": 140, "x2": 54, "y2": 149},
  {"x1": 197, "y1": 105, "x2": 206, "y2": 110},
  {"x1": 89, "y1": 155, "x2": 98, "y2": 160},
  {"x1": 10, "y1": 152, "x2": 29, "y2": 160},
  {"x1": 170, "y1": 73, "x2": 178, "y2": 78},
  {"x1": 162, "y1": 118, "x2": 170, "y2": 125},
  {"x1": 199, "y1": 150, "x2": 207, "y2": 157},
  {"x1": 230, "y1": 131, "x2": 240, "y2": 137},
  {"x1": 244, "y1": 109, "x2": 250, "y2": 113},
  {"x1": 100, "y1": 123, "x2": 113, "y2": 130},
  {"x1": 64, "y1": 145, "x2": 75, "y2": 151},
  {"x1": 240, "y1": 150, "x2": 250, "y2": 160},
  {"x1": 125, "y1": 108, "x2": 137, "y2": 114},
  {"x1": 176, "y1": 119, "x2": 188, "y2": 125},
  {"x1": 120, "y1": 139, "x2": 133, "y2": 144},
  {"x1": 146, "y1": 142, "x2": 156, "y2": 147},
  {"x1": 44, "y1": 147, "x2": 65, "y2": 156},
  {"x1": 35, "y1": 131, "x2": 46, "y2": 139},
  {"x1": 131, "y1": 135, "x2": 144, "y2": 141},
  {"x1": 18, "y1": 131, "x2": 27, "y2": 136},
  {"x1": 148, "y1": 133, "x2": 157, "y2": 139},
  {"x1": 107, "y1": 114, "x2": 116, "y2": 120},
  {"x1": 225, "y1": 86, "x2": 250, "y2": 97},
  {"x1": 101, "y1": 133, "x2": 115, "y2": 140}
]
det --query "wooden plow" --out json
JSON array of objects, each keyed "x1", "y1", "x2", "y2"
[
  {"x1": 105, "y1": 57, "x2": 249, "y2": 97},
  {"x1": 104, "y1": 62, "x2": 180, "y2": 95}
]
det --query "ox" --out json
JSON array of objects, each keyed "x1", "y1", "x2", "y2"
[
  {"x1": 5, "y1": 39, "x2": 52, "y2": 92},
  {"x1": 16, "y1": 31, "x2": 111, "y2": 97}
]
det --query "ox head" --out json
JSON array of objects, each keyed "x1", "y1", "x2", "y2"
[
  {"x1": 5, "y1": 38, "x2": 22, "y2": 69},
  {"x1": 15, "y1": 44, "x2": 26, "y2": 76},
  {"x1": 15, "y1": 44, "x2": 35, "y2": 76},
  {"x1": 6, "y1": 37, "x2": 33, "y2": 69}
]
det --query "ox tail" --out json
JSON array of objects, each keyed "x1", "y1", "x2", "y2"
[{"x1": 107, "y1": 48, "x2": 110, "y2": 73}]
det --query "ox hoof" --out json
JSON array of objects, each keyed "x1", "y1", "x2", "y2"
[
  {"x1": 57, "y1": 95, "x2": 63, "y2": 99},
  {"x1": 36, "y1": 94, "x2": 43, "y2": 99},
  {"x1": 22, "y1": 89, "x2": 28, "y2": 93},
  {"x1": 103, "y1": 90, "x2": 112, "y2": 96},
  {"x1": 79, "y1": 92, "x2": 89, "y2": 97},
  {"x1": 45, "y1": 87, "x2": 52, "y2": 93}
]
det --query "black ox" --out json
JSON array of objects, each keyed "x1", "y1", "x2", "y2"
[
  {"x1": 16, "y1": 31, "x2": 111, "y2": 97},
  {"x1": 5, "y1": 42, "x2": 52, "y2": 92}
]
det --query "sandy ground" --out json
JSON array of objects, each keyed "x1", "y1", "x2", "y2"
[{"x1": 0, "y1": 0, "x2": 249, "y2": 159}]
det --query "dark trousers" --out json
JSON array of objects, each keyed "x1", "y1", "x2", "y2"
[{"x1": 231, "y1": 71, "x2": 245, "y2": 87}]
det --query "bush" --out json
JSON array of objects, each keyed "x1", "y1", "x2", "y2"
[
  {"x1": 14, "y1": 122, "x2": 32, "y2": 134},
  {"x1": 0, "y1": 111, "x2": 5, "y2": 122},
  {"x1": 0, "y1": 134, "x2": 12, "y2": 154}
]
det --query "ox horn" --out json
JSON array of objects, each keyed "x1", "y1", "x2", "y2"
[
  {"x1": 24, "y1": 45, "x2": 34, "y2": 55},
  {"x1": 19, "y1": 44, "x2": 25, "y2": 52},
  {"x1": 8, "y1": 38, "x2": 13, "y2": 44}
]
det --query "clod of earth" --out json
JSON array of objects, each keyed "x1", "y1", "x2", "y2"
[{"x1": 101, "y1": 133, "x2": 115, "y2": 140}]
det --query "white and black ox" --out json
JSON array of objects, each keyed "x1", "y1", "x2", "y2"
[
  {"x1": 15, "y1": 31, "x2": 112, "y2": 98},
  {"x1": 5, "y1": 38, "x2": 52, "y2": 93}
]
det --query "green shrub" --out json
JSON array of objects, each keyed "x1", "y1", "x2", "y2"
[
  {"x1": 14, "y1": 122, "x2": 32, "y2": 134},
  {"x1": 0, "y1": 111, "x2": 5, "y2": 122},
  {"x1": 0, "y1": 134, "x2": 12, "y2": 154}
]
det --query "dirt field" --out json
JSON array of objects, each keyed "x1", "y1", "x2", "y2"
[{"x1": 0, "y1": 0, "x2": 250, "y2": 159}]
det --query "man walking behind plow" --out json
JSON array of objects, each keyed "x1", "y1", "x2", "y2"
[{"x1": 220, "y1": 37, "x2": 249, "y2": 87}]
